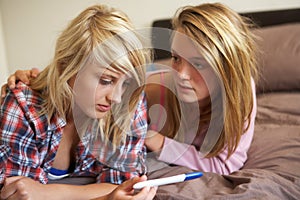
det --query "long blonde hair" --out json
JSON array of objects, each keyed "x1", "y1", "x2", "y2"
[
  {"x1": 171, "y1": 3, "x2": 258, "y2": 158},
  {"x1": 30, "y1": 5, "x2": 149, "y2": 146}
]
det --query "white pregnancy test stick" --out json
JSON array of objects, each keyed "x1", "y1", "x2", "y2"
[{"x1": 133, "y1": 172, "x2": 203, "y2": 189}]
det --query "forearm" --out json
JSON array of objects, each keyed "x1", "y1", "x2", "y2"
[
  {"x1": 43, "y1": 182, "x2": 117, "y2": 200},
  {"x1": 158, "y1": 137, "x2": 239, "y2": 174}
]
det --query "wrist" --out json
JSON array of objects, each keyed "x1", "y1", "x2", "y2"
[{"x1": 145, "y1": 130, "x2": 165, "y2": 152}]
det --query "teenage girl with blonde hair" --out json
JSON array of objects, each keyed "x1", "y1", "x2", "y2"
[
  {"x1": 0, "y1": 4, "x2": 156, "y2": 200},
  {"x1": 145, "y1": 3, "x2": 258, "y2": 174}
]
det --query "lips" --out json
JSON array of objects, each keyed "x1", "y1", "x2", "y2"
[
  {"x1": 96, "y1": 104, "x2": 111, "y2": 112},
  {"x1": 177, "y1": 83, "x2": 193, "y2": 90}
]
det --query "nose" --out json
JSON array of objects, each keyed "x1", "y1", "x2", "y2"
[
  {"x1": 174, "y1": 59, "x2": 191, "y2": 80},
  {"x1": 107, "y1": 82, "x2": 123, "y2": 104}
]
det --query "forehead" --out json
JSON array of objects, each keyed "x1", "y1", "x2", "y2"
[
  {"x1": 102, "y1": 66, "x2": 132, "y2": 79},
  {"x1": 171, "y1": 31, "x2": 201, "y2": 59},
  {"x1": 81, "y1": 58, "x2": 131, "y2": 78}
]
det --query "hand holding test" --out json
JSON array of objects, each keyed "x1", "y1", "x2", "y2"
[{"x1": 133, "y1": 172, "x2": 203, "y2": 189}]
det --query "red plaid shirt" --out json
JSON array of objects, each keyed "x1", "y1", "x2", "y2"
[{"x1": 0, "y1": 82, "x2": 147, "y2": 184}]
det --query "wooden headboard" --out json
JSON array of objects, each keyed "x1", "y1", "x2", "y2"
[{"x1": 151, "y1": 8, "x2": 300, "y2": 60}]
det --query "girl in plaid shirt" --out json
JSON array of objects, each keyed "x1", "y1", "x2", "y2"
[{"x1": 0, "y1": 4, "x2": 156, "y2": 200}]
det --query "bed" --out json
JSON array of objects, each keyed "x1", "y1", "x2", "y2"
[{"x1": 147, "y1": 8, "x2": 300, "y2": 200}]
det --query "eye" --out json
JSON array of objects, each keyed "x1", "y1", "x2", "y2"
[
  {"x1": 171, "y1": 54, "x2": 180, "y2": 63},
  {"x1": 99, "y1": 78, "x2": 113, "y2": 85},
  {"x1": 122, "y1": 78, "x2": 133, "y2": 88},
  {"x1": 193, "y1": 63, "x2": 205, "y2": 70}
]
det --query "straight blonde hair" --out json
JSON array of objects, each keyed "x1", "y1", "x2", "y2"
[{"x1": 171, "y1": 3, "x2": 258, "y2": 158}]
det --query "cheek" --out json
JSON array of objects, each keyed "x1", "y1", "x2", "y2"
[
  {"x1": 192, "y1": 70, "x2": 214, "y2": 99},
  {"x1": 94, "y1": 85, "x2": 107, "y2": 101},
  {"x1": 73, "y1": 77, "x2": 98, "y2": 106},
  {"x1": 202, "y1": 70, "x2": 219, "y2": 95},
  {"x1": 78, "y1": 83, "x2": 95, "y2": 98}
]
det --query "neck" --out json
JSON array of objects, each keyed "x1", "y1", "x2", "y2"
[
  {"x1": 180, "y1": 97, "x2": 211, "y2": 129},
  {"x1": 181, "y1": 96, "x2": 210, "y2": 114}
]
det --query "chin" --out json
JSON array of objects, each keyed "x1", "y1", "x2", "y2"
[
  {"x1": 95, "y1": 111, "x2": 108, "y2": 119},
  {"x1": 177, "y1": 94, "x2": 198, "y2": 103},
  {"x1": 78, "y1": 110, "x2": 106, "y2": 120},
  {"x1": 87, "y1": 112, "x2": 106, "y2": 119}
]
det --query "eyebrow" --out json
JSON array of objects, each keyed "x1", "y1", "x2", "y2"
[
  {"x1": 189, "y1": 57, "x2": 206, "y2": 62},
  {"x1": 97, "y1": 68, "x2": 118, "y2": 78},
  {"x1": 99, "y1": 68, "x2": 133, "y2": 82},
  {"x1": 171, "y1": 49, "x2": 205, "y2": 62},
  {"x1": 171, "y1": 49, "x2": 178, "y2": 54}
]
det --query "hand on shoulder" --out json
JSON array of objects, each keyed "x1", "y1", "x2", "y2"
[{"x1": 1, "y1": 68, "x2": 40, "y2": 104}]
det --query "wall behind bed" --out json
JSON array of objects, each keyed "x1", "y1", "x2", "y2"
[{"x1": 0, "y1": 0, "x2": 300, "y2": 85}]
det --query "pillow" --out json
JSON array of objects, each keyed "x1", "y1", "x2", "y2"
[{"x1": 254, "y1": 23, "x2": 300, "y2": 93}]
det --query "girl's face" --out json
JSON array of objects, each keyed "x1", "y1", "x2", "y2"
[
  {"x1": 171, "y1": 31, "x2": 217, "y2": 105},
  {"x1": 70, "y1": 61, "x2": 133, "y2": 119}
]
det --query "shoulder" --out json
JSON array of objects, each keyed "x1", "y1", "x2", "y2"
[
  {"x1": 7, "y1": 82, "x2": 42, "y2": 104},
  {"x1": 146, "y1": 69, "x2": 172, "y2": 85},
  {"x1": 146, "y1": 69, "x2": 173, "y2": 96},
  {"x1": 130, "y1": 92, "x2": 147, "y2": 134},
  {"x1": 1, "y1": 81, "x2": 44, "y2": 118}
]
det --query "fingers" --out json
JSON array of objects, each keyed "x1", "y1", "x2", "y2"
[
  {"x1": 133, "y1": 186, "x2": 157, "y2": 200},
  {"x1": 7, "y1": 188, "x2": 29, "y2": 200},
  {"x1": 3, "y1": 176, "x2": 24, "y2": 186},
  {"x1": 107, "y1": 175, "x2": 157, "y2": 200},
  {"x1": 7, "y1": 74, "x2": 17, "y2": 90},
  {"x1": 147, "y1": 186, "x2": 158, "y2": 200},
  {"x1": 132, "y1": 175, "x2": 157, "y2": 200},
  {"x1": 130, "y1": 175, "x2": 147, "y2": 190},
  {"x1": 2, "y1": 182, "x2": 29, "y2": 200},
  {"x1": 114, "y1": 175, "x2": 148, "y2": 194},
  {"x1": 15, "y1": 70, "x2": 31, "y2": 85},
  {"x1": 1, "y1": 84, "x2": 8, "y2": 103},
  {"x1": 3, "y1": 69, "x2": 39, "y2": 100},
  {"x1": 30, "y1": 68, "x2": 40, "y2": 78},
  {"x1": 0, "y1": 177, "x2": 25, "y2": 199},
  {"x1": 7, "y1": 69, "x2": 34, "y2": 89},
  {"x1": 137, "y1": 175, "x2": 147, "y2": 182},
  {"x1": 118, "y1": 176, "x2": 145, "y2": 192}
]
